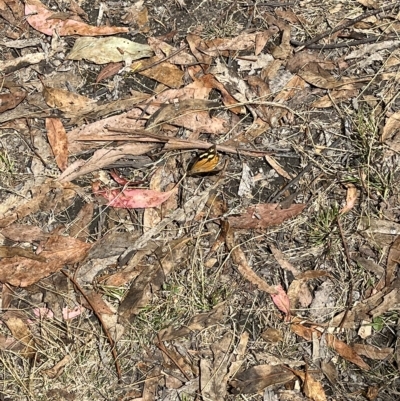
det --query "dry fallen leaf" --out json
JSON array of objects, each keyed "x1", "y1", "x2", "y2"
[
  {"x1": 25, "y1": 0, "x2": 129, "y2": 36},
  {"x1": 271, "y1": 285, "x2": 291, "y2": 319},
  {"x1": 1, "y1": 311, "x2": 36, "y2": 359},
  {"x1": 225, "y1": 226, "x2": 277, "y2": 294},
  {"x1": 42, "y1": 355, "x2": 72, "y2": 379},
  {"x1": 340, "y1": 183, "x2": 358, "y2": 214},
  {"x1": 230, "y1": 364, "x2": 295, "y2": 394},
  {"x1": 0, "y1": 91, "x2": 26, "y2": 113},
  {"x1": 227, "y1": 203, "x2": 306, "y2": 229},
  {"x1": 326, "y1": 333, "x2": 371, "y2": 370},
  {"x1": 68, "y1": 37, "x2": 153, "y2": 64},
  {"x1": 0, "y1": 234, "x2": 91, "y2": 287},
  {"x1": 45, "y1": 117, "x2": 68, "y2": 171}
]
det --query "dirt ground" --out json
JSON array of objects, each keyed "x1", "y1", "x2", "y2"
[{"x1": 1, "y1": 0, "x2": 400, "y2": 400}]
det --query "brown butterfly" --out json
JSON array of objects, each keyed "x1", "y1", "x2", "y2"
[{"x1": 188, "y1": 145, "x2": 220, "y2": 175}]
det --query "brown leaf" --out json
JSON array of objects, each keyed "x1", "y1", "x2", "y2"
[
  {"x1": 382, "y1": 110, "x2": 400, "y2": 142},
  {"x1": 1, "y1": 224, "x2": 49, "y2": 242},
  {"x1": 25, "y1": 0, "x2": 128, "y2": 36},
  {"x1": 227, "y1": 203, "x2": 306, "y2": 229},
  {"x1": 46, "y1": 117, "x2": 68, "y2": 171},
  {"x1": 43, "y1": 85, "x2": 95, "y2": 116},
  {"x1": 352, "y1": 343, "x2": 393, "y2": 360},
  {"x1": 303, "y1": 370, "x2": 327, "y2": 401},
  {"x1": 340, "y1": 183, "x2": 358, "y2": 214},
  {"x1": 83, "y1": 291, "x2": 114, "y2": 315},
  {"x1": 95, "y1": 62, "x2": 124, "y2": 84},
  {"x1": 321, "y1": 360, "x2": 338, "y2": 385},
  {"x1": 132, "y1": 56, "x2": 184, "y2": 88},
  {"x1": 230, "y1": 364, "x2": 295, "y2": 394},
  {"x1": 42, "y1": 355, "x2": 72, "y2": 379},
  {"x1": 326, "y1": 333, "x2": 370, "y2": 370},
  {"x1": 58, "y1": 143, "x2": 158, "y2": 182},
  {"x1": 225, "y1": 226, "x2": 277, "y2": 294},
  {"x1": 291, "y1": 323, "x2": 321, "y2": 341},
  {"x1": 270, "y1": 244, "x2": 300, "y2": 276},
  {"x1": 386, "y1": 236, "x2": 400, "y2": 285},
  {"x1": 0, "y1": 91, "x2": 26, "y2": 113},
  {"x1": 2, "y1": 311, "x2": 36, "y2": 359},
  {"x1": 0, "y1": 235, "x2": 91, "y2": 287}
]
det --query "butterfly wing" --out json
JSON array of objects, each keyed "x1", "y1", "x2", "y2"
[{"x1": 189, "y1": 145, "x2": 220, "y2": 175}]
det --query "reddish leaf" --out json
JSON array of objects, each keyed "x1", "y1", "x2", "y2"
[
  {"x1": 271, "y1": 285, "x2": 291, "y2": 319},
  {"x1": 93, "y1": 183, "x2": 175, "y2": 209},
  {"x1": 227, "y1": 203, "x2": 306, "y2": 229}
]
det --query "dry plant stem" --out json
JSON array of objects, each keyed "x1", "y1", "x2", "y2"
[
  {"x1": 132, "y1": 44, "x2": 188, "y2": 73},
  {"x1": 292, "y1": 3, "x2": 400, "y2": 49},
  {"x1": 105, "y1": 126, "x2": 270, "y2": 157},
  {"x1": 155, "y1": 333, "x2": 191, "y2": 381},
  {"x1": 61, "y1": 269, "x2": 122, "y2": 381},
  {"x1": 269, "y1": 138, "x2": 343, "y2": 203},
  {"x1": 291, "y1": 34, "x2": 400, "y2": 50},
  {"x1": 336, "y1": 216, "x2": 354, "y2": 331}
]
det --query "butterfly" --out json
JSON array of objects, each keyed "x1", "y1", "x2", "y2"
[{"x1": 188, "y1": 144, "x2": 220, "y2": 175}]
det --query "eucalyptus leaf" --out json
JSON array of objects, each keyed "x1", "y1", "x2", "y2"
[{"x1": 67, "y1": 37, "x2": 153, "y2": 64}]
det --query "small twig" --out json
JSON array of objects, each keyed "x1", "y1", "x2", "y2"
[
  {"x1": 61, "y1": 270, "x2": 122, "y2": 381},
  {"x1": 336, "y1": 216, "x2": 353, "y2": 331},
  {"x1": 132, "y1": 44, "x2": 188, "y2": 74},
  {"x1": 292, "y1": 3, "x2": 400, "y2": 49}
]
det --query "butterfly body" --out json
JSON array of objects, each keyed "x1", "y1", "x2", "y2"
[{"x1": 188, "y1": 145, "x2": 220, "y2": 175}]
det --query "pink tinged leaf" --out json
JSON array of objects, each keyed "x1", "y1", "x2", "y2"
[
  {"x1": 96, "y1": 187, "x2": 175, "y2": 209},
  {"x1": 63, "y1": 306, "x2": 86, "y2": 321},
  {"x1": 271, "y1": 285, "x2": 291, "y2": 319},
  {"x1": 32, "y1": 308, "x2": 54, "y2": 319}
]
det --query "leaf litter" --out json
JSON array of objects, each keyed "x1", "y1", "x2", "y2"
[{"x1": 1, "y1": 0, "x2": 400, "y2": 400}]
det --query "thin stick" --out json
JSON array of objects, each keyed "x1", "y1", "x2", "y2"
[{"x1": 132, "y1": 44, "x2": 188, "y2": 74}]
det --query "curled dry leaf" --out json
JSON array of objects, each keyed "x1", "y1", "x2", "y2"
[
  {"x1": 42, "y1": 355, "x2": 72, "y2": 379},
  {"x1": 25, "y1": 0, "x2": 129, "y2": 36},
  {"x1": 340, "y1": 183, "x2": 358, "y2": 214}
]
